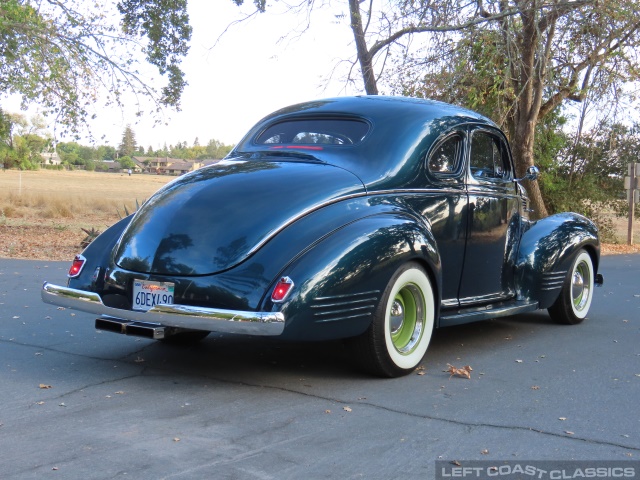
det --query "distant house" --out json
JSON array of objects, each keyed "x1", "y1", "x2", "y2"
[
  {"x1": 96, "y1": 160, "x2": 123, "y2": 173},
  {"x1": 41, "y1": 152, "x2": 62, "y2": 165},
  {"x1": 166, "y1": 161, "x2": 197, "y2": 175},
  {"x1": 132, "y1": 156, "x2": 203, "y2": 175}
]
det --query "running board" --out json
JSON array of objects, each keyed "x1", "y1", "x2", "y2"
[
  {"x1": 439, "y1": 300, "x2": 539, "y2": 327},
  {"x1": 95, "y1": 316, "x2": 166, "y2": 340}
]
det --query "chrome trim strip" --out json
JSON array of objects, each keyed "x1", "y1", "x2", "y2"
[
  {"x1": 41, "y1": 282, "x2": 285, "y2": 336},
  {"x1": 245, "y1": 191, "x2": 369, "y2": 259},
  {"x1": 441, "y1": 299, "x2": 458, "y2": 308},
  {"x1": 314, "y1": 290, "x2": 380, "y2": 301},
  {"x1": 310, "y1": 297, "x2": 378, "y2": 308},
  {"x1": 315, "y1": 312, "x2": 373, "y2": 323},
  {"x1": 312, "y1": 305, "x2": 375, "y2": 317},
  {"x1": 458, "y1": 292, "x2": 514, "y2": 307}
]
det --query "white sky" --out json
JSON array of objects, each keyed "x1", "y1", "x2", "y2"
[{"x1": 4, "y1": 1, "x2": 360, "y2": 150}]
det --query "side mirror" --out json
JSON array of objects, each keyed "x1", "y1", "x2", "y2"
[{"x1": 516, "y1": 165, "x2": 539, "y2": 182}]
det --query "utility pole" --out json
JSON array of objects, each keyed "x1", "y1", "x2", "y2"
[{"x1": 625, "y1": 163, "x2": 640, "y2": 245}]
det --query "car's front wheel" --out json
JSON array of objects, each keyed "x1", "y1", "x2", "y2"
[
  {"x1": 351, "y1": 262, "x2": 435, "y2": 377},
  {"x1": 548, "y1": 249, "x2": 594, "y2": 325}
]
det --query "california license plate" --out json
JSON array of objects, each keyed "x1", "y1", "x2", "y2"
[{"x1": 132, "y1": 280, "x2": 175, "y2": 311}]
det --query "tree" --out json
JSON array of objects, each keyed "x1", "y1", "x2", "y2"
[
  {"x1": 0, "y1": 0, "x2": 192, "y2": 135},
  {"x1": 0, "y1": 110, "x2": 51, "y2": 168},
  {"x1": 57, "y1": 142, "x2": 82, "y2": 165},
  {"x1": 206, "y1": 139, "x2": 233, "y2": 159},
  {"x1": 118, "y1": 125, "x2": 137, "y2": 157},
  {"x1": 118, "y1": 156, "x2": 136, "y2": 170}
]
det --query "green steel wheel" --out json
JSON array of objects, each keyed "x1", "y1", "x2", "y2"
[
  {"x1": 350, "y1": 262, "x2": 435, "y2": 377},
  {"x1": 548, "y1": 249, "x2": 594, "y2": 325}
]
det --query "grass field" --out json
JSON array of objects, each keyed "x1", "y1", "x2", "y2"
[
  {"x1": 0, "y1": 169, "x2": 172, "y2": 219},
  {"x1": 0, "y1": 169, "x2": 175, "y2": 260}
]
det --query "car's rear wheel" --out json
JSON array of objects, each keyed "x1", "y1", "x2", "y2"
[
  {"x1": 351, "y1": 262, "x2": 435, "y2": 377},
  {"x1": 548, "y1": 249, "x2": 594, "y2": 325}
]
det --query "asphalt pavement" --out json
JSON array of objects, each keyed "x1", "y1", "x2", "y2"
[{"x1": 0, "y1": 255, "x2": 639, "y2": 479}]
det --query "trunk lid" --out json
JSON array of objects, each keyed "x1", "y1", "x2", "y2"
[{"x1": 113, "y1": 159, "x2": 365, "y2": 276}]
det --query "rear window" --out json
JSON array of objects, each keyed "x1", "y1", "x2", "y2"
[{"x1": 255, "y1": 118, "x2": 370, "y2": 146}]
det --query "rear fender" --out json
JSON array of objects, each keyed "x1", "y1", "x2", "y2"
[
  {"x1": 68, "y1": 215, "x2": 133, "y2": 291},
  {"x1": 516, "y1": 213, "x2": 600, "y2": 309},
  {"x1": 267, "y1": 213, "x2": 441, "y2": 341}
]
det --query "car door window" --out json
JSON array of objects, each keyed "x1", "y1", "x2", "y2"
[
  {"x1": 428, "y1": 134, "x2": 462, "y2": 175},
  {"x1": 470, "y1": 132, "x2": 510, "y2": 181}
]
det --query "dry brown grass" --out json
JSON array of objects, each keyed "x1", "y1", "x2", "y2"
[
  {"x1": 0, "y1": 169, "x2": 171, "y2": 222},
  {"x1": 0, "y1": 169, "x2": 174, "y2": 260}
]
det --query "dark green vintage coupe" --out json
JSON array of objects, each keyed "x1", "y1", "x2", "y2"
[{"x1": 42, "y1": 96, "x2": 603, "y2": 377}]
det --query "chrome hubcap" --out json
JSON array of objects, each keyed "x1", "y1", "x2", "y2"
[
  {"x1": 390, "y1": 300, "x2": 404, "y2": 334},
  {"x1": 571, "y1": 262, "x2": 591, "y2": 312},
  {"x1": 389, "y1": 284, "x2": 424, "y2": 355}
]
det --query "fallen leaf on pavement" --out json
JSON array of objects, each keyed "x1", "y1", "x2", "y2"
[
  {"x1": 447, "y1": 364, "x2": 472, "y2": 379},
  {"x1": 39, "y1": 384, "x2": 52, "y2": 389}
]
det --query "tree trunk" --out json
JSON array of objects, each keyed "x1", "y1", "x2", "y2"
[
  {"x1": 512, "y1": 118, "x2": 549, "y2": 219},
  {"x1": 348, "y1": 0, "x2": 378, "y2": 95},
  {"x1": 504, "y1": 1, "x2": 549, "y2": 219}
]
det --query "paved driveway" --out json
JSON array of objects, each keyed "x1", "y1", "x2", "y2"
[{"x1": 1, "y1": 255, "x2": 639, "y2": 479}]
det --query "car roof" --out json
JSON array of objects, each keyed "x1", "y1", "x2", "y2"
[{"x1": 234, "y1": 96, "x2": 499, "y2": 189}]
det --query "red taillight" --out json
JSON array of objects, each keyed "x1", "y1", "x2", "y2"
[
  {"x1": 68, "y1": 255, "x2": 86, "y2": 278},
  {"x1": 271, "y1": 276, "x2": 294, "y2": 303}
]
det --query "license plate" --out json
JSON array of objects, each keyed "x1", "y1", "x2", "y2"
[{"x1": 132, "y1": 280, "x2": 175, "y2": 311}]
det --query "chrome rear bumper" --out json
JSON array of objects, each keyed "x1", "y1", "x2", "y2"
[{"x1": 41, "y1": 282, "x2": 285, "y2": 336}]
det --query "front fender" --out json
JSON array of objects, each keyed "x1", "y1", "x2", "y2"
[
  {"x1": 268, "y1": 213, "x2": 441, "y2": 341},
  {"x1": 516, "y1": 212, "x2": 600, "y2": 309}
]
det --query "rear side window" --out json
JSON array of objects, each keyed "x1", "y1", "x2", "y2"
[
  {"x1": 428, "y1": 134, "x2": 462, "y2": 175},
  {"x1": 256, "y1": 118, "x2": 370, "y2": 146}
]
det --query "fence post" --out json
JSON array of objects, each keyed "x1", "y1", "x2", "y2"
[{"x1": 626, "y1": 163, "x2": 640, "y2": 246}]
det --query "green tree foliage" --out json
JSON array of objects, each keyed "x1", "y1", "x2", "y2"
[
  {"x1": 57, "y1": 142, "x2": 82, "y2": 166},
  {"x1": 117, "y1": 0, "x2": 191, "y2": 107},
  {"x1": 118, "y1": 125, "x2": 138, "y2": 157},
  {"x1": 540, "y1": 121, "x2": 637, "y2": 241},
  {"x1": 205, "y1": 139, "x2": 233, "y2": 159},
  {"x1": 118, "y1": 155, "x2": 136, "y2": 170},
  {"x1": 0, "y1": 0, "x2": 191, "y2": 135},
  {"x1": 0, "y1": 110, "x2": 50, "y2": 169}
]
